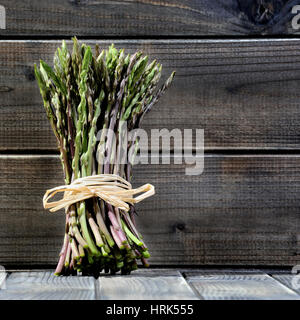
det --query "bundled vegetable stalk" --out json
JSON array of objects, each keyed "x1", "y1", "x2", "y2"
[{"x1": 34, "y1": 38, "x2": 175, "y2": 276}]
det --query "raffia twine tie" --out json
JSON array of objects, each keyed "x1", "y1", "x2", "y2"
[{"x1": 43, "y1": 174, "x2": 155, "y2": 213}]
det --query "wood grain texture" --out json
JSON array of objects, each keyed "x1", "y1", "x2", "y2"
[
  {"x1": 183, "y1": 268, "x2": 264, "y2": 275},
  {"x1": 98, "y1": 274, "x2": 198, "y2": 300},
  {"x1": 131, "y1": 268, "x2": 182, "y2": 277},
  {"x1": 0, "y1": 271, "x2": 95, "y2": 300},
  {"x1": 0, "y1": 269, "x2": 298, "y2": 300},
  {"x1": 0, "y1": 155, "x2": 300, "y2": 266},
  {"x1": 2, "y1": 39, "x2": 300, "y2": 150},
  {"x1": 0, "y1": 267, "x2": 7, "y2": 289},
  {"x1": 0, "y1": 269, "x2": 299, "y2": 300},
  {"x1": 0, "y1": 0, "x2": 298, "y2": 36},
  {"x1": 272, "y1": 273, "x2": 300, "y2": 294},
  {"x1": 186, "y1": 271, "x2": 300, "y2": 299}
]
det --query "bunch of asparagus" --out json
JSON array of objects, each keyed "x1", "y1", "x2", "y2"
[{"x1": 34, "y1": 38, "x2": 175, "y2": 276}]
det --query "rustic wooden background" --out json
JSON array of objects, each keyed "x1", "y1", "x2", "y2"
[{"x1": 0, "y1": 0, "x2": 300, "y2": 267}]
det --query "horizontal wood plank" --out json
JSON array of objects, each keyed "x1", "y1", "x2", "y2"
[
  {"x1": 0, "y1": 271, "x2": 95, "y2": 300},
  {"x1": 0, "y1": 0, "x2": 298, "y2": 36},
  {"x1": 0, "y1": 155, "x2": 300, "y2": 266},
  {"x1": 1, "y1": 39, "x2": 300, "y2": 150},
  {"x1": 186, "y1": 271, "x2": 300, "y2": 300},
  {"x1": 98, "y1": 272, "x2": 198, "y2": 300}
]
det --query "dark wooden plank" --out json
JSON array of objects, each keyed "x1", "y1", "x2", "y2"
[
  {"x1": 0, "y1": 271, "x2": 95, "y2": 300},
  {"x1": 186, "y1": 271, "x2": 300, "y2": 300},
  {"x1": 272, "y1": 274, "x2": 300, "y2": 294},
  {"x1": 98, "y1": 270, "x2": 198, "y2": 300},
  {"x1": 0, "y1": 0, "x2": 298, "y2": 36},
  {"x1": 0, "y1": 155, "x2": 300, "y2": 266},
  {"x1": 1, "y1": 39, "x2": 300, "y2": 151}
]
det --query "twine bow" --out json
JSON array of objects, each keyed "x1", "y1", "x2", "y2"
[{"x1": 43, "y1": 174, "x2": 155, "y2": 213}]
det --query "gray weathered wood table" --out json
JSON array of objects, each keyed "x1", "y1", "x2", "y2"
[{"x1": 0, "y1": 269, "x2": 299, "y2": 300}]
